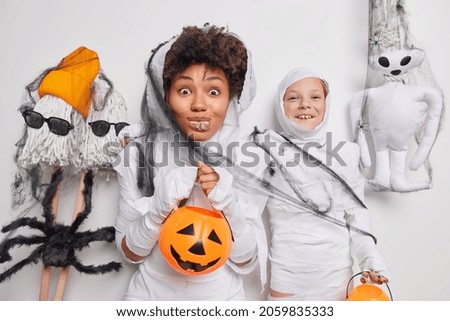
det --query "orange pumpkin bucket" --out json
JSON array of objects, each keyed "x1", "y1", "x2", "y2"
[
  {"x1": 346, "y1": 271, "x2": 393, "y2": 301},
  {"x1": 159, "y1": 206, "x2": 232, "y2": 276}
]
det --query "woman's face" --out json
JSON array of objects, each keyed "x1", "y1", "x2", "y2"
[
  {"x1": 283, "y1": 77, "x2": 326, "y2": 131},
  {"x1": 168, "y1": 63, "x2": 230, "y2": 141}
]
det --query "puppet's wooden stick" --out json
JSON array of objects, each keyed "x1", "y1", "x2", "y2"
[
  {"x1": 53, "y1": 171, "x2": 86, "y2": 301},
  {"x1": 39, "y1": 166, "x2": 62, "y2": 301},
  {"x1": 39, "y1": 268, "x2": 51, "y2": 300}
]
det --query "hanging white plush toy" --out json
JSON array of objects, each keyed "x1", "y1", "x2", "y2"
[{"x1": 350, "y1": 0, "x2": 444, "y2": 192}]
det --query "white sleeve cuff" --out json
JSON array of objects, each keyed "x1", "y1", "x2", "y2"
[
  {"x1": 124, "y1": 209, "x2": 161, "y2": 258},
  {"x1": 207, "y1": 167, "x2": 233, "y2": 211}
]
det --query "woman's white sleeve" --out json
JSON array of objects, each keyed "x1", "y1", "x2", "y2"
[
  {"x1": 114, "y1": 150, "x2": 197, "y2": 262},
  {"x1": 209, "y1": 167, "x2": 268, "y2": 286},
  {"x1": 114, "y1": 144, "x2": 147, "y2": 263}
]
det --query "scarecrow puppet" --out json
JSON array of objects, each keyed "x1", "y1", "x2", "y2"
[{"x1": 0, "y1": 47, "x2": 125, "y2": 300}]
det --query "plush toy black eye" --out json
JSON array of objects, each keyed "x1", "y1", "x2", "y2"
[
  {"x1": 400, "y1": 56, "x2": 411, "y2": 66},
  {"x1": 208, "y1": 229, "x2": 222, "y2": 244},
  {"x1": 378, "y1": 56, "x2": 390, "y2": 68},
  {"x1": 177, "y1": 224, "x2": 195, "y2": 235}
]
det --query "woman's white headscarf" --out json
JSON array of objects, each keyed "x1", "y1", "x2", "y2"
[
  {"x1": 275, "y1": 67, "x2": 330, "y2": 145},
  {"x1": 139, "y1": 27, "x2": 268, "y2": 289},
  {"x1": 144, "y1": 30, "x2": 256, "y2": 152}
]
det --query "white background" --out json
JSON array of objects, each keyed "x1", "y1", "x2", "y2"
[{"x1": 0, "y1": 0, "x2": 449, "y2": 301}]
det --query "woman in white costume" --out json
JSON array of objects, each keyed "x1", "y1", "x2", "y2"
[
  {"x1": 114, "y1": 25, "x2": 266, "y2": 300},
  {"x1": 253, "y1": 67, "x2": 389, "y2": 300}
]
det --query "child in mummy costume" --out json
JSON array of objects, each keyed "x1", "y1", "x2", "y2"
[
  {"x1": 114, "y1": 25, "x2": 267, "y2": 300},
  {"x1": 251, "y1": 67, "x2": 389, "y2": 300}
]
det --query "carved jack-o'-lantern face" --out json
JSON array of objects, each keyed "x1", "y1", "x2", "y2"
[{"x1": 159, "y1": 206, "x2": 232, "y2": 275}]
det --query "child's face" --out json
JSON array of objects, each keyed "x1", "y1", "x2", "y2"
[
  {"x1": 283, "y1": 77, "x2": 326, "y2": 131},
  {"x1": 168, "y1": 64, "x2": 230, "y2": 141}
]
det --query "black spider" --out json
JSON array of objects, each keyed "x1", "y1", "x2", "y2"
[
  {"x1": 0, "y1": 169, "x2": 121, "y2": 283},
  {"x1": 369, "y1": 33, "x2": 382, "y2": 50},
  {"x1": 356, "y1": 120, "x2": 369, "y2": 133}
]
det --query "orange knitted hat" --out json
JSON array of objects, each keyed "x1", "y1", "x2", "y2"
[{"x1": 38, "y1": 46, "x2": 100, "y2": 117}]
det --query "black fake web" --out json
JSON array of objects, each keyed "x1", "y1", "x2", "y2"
[{"x1": 134, "y1": 38, "x2": 377, "y2": 242}]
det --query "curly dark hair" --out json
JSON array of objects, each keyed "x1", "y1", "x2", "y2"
[{"x1": 163, "y1": 25, "x2": 248, "y2": 99}]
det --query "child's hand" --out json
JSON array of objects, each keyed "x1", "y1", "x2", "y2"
[
  {"x1": 197, "y1": 161, "x2": 220, "y2": 195},
  {"x1": 360, "y1": 270, "x2": 388, "y2": 284},
  {"x1": 118, "y1": 123, "x2": 145, "y2": 147}
]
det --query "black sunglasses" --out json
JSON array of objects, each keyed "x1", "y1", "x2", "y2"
[
  {"x1": 88, "y1": 120, "x2": 129, "y2": 137},
  {"x1": 22, "y1": 110, "x2": 74, "y2": 136}
]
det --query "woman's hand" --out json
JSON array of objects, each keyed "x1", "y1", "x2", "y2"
[
  {"x1": 117, "y1": 123, "x2": 145, "y2": 147},
  {"x1": 196, "y1": 161, "x2": 220, "y2": 195}
]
